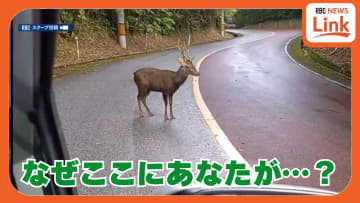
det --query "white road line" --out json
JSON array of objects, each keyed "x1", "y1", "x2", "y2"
[
  {"x1": 284, "y1": 35, "x2": 351, "y2": 90},
  {"x1": 192, "y1": 31, "x2": 276, "y2": 174},
  {"x1": 192, "y1": 31, "x2": 278, "y2": 182},
  {"x1": 192, "y1": 46, "x2": 252, "y2": 168}
]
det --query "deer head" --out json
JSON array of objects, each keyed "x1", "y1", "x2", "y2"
[{"x1": 177, "y1": 36, "x2": 200, "y2": 76}]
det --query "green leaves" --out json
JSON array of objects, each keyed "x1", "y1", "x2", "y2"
[
  {"x1": 234, "y1": 9, "x2": 302, "y2": 28},
  {"x1": 58, "y1": 9, "x2": 221, "y2": 36},
  {"x1": 126, "y1": 9, "x2": 176, "y2": 35},
  {"x1": 126, "y1": 9, "x2": 219, "y2": 35}
]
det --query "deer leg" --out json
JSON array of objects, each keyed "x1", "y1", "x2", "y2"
[
  {"x1": 141, "y1": 91, "x2": 154, "y2": 117},
  {"x1": 162, "y1": 93, "x2": 169, "y2": 121},
  {"x1": 169, "y1": 93, "x2": 175, "y2": 119},
  {"x1": 137, "y1": 94, "x2": 144, "y2": 117}
]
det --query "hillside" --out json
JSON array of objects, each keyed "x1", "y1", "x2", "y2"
[{"x1": 54, "y1": 9, "x2": 233, "y2": 68}]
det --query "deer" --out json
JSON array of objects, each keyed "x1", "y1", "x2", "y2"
[{"x1": 133, "y1": 36, "x2": 200, "y2": 121}]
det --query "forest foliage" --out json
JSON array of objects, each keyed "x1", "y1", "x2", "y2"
[
  {"x1": 57, "y1": 9, "x2": 301, "y2": 37},
  {"x1": 234, "y1": 9, "x2": 302, "y2": 27},
  {"x1": 58, "y1": 9, "x2": 222, "y2": 37}
]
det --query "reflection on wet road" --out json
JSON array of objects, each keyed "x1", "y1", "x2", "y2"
[{"x1": 199, "y1": 30, "x2": 351, "y2": 192}]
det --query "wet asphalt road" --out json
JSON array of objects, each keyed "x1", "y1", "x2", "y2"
[
  {"x1": 53, "y1": 30, "x2": 274, "y2": 195},
  {"x1": 199, "y1": 30, "x2": 351, "y2": 192}
]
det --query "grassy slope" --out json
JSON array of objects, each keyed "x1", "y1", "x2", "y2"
[
  {"x1": 287, "y1": 36, "x2": 351, "y2": 87},
  {"x1": 54, "y1": 29, "x2": 234, "y2": 78}
]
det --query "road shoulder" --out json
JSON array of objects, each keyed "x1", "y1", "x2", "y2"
[
  {"x1": 192, "y1": 46, "x2": 251, "y2": 170},
  {"x1": 285, "y1": 35, "x2": 351, "y2": 89}
]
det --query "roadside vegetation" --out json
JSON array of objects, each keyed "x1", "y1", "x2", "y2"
[
  {"x1": 55, "y1": 9, "x2": 235, "y2": 73},
  {"x1": 232, "y1": 9, "x2": 301, "y2": 29},
  {"x1": 54, "y1": 9, "x2": 315, "y2": 78},
  {"x1": 287, "y1": 36, "x2": 351, "y2": 87}
]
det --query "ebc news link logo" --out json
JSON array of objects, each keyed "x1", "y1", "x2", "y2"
[{"x1": 306, "y1": 3, "x2": 356, "y2": 43}]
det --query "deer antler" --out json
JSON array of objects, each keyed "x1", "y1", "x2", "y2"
[
  {"x1": 177, "y1": 34, "x2": 193, "y2": 60},
  {"x1": 177, "y1": 38, "x2": 186, "y2": 59},
  {"x1": 184, "y1": 34, "x2": 192, "y2": 59},
  {"x1": 187, "y1": 34, "x2": 191, "y2": 47}
]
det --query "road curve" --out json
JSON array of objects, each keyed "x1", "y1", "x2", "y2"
[
  {"x1": 199, "y1": 30, "x2": 351, "y2": 192},
  {"x1": 53, "y1": 30, "x2": 274, "y2": 195}
]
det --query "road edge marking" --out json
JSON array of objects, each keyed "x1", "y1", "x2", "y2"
[
  {"x1": 192, "y1": 46, "x2": 252, "y2": 170},
  {"x1": 191, "y1": 30, "x2": 277, "y2": 173},
  {"x1": 284, "y1": 35, "x2": 351, "y2": 90}
]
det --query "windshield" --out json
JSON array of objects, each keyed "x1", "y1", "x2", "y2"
[{"x1": 11, "y1": 9, "x2": 351, "y2": 196}]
